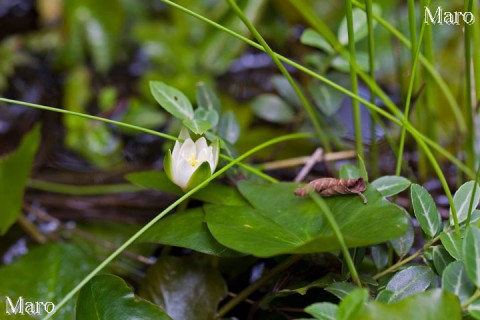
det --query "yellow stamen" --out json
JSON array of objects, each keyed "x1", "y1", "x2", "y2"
[{"x1": 188, "y1": 154, "x2": 199, "y2": 167}]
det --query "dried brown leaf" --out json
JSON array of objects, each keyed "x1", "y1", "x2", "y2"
[{"x1": 294, "y1": 177, "x2": 367, "y2": 204}]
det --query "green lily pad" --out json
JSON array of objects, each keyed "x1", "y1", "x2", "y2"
[{"x1": 204, "y1": 181, "x2": 408, "y2": 257}]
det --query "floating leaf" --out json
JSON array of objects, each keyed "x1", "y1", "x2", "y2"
[
  {"x1": 411, "y1": 184, "x2": 441, "y2": 237},
  {"x1": 205, "y1": 181, "x2": 408, "y2": 257},
  {"x1": 450, "y1": 181, "x2": 480, "y2": 225},
  {"x1": 76, "y1": 274, "x2": 171, "y2": 320},
  {"x1": 339, "y1": 165, "x2": 360, "y2": 179},
  {"x1": 150, "y1": 81, "x2": 194, "y2": 120},
  {"x1": 0, "y1": 243, "x2": 97, "y2": 319},
  {"x1": 218, "y1": 111, "x2": 240, "y2": 144},
  {"x1": 440, "y1": 230, "x2": 464, "y2": 261},
  {"x1": 442, "y1": 261, "x2": 475, "y2": 303},
  {"x1": 137, "y1": 207, "x2": 241, "y2": 257},
  {"x1": 0, "y1": 125, "x2": 40, "y2": 234},
  {"x1": 354, "y1": 289, "x2": 461, "y2": 320},
  {"x1": 251, "y1": 94, "x2": 295, "y2": 124},
  {"x1": 138, "y1": 256, "x2": 226, "y2": 320},
  {"x1": 196, "y1": 82, "x2": 221, "y2": 113},
  {"x1": 304, "y1": 302, "x2": 337, "y2": 320},
  {"x1": 463, "y1": 226, "x2": 480, "y2": 287},
  {"x1": 385, "y1": 266, "x2": 434, "y2": 302},
  {"x1": 371, "y1": 176, "x2": 411, "y2": 197}
]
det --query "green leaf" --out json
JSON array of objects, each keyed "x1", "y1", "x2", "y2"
[
  {"x1": 138, "y1": 256, "x2": 226, "y2": 320},
  {"x1": 137, "y1": 207, "x2": 241, "y2": 257},
  {"x1": 205, "y1": 181, "x2": 408, "y2": 257},
  {"x1": 375, "y1": 289, "x2": 395, "y2": 303},
  {"x1": 357, "y1": 156, "x2": 368, "y2": 182},
  {"x1": 76, "y1": 274, "x2": 171, "y2": 320},
  {"x1": 0, "y1": 243, "x2": 98, "y2": 319},
  {"x1": 336, "y1": 288, "x2": 369, "y2": 320},
  {"x1": 339, "y1": 165, "x2": 360, "y2": 179},
  {"x1": 150, "y1": 81, "x2": 194, "y2": 120},
  {"x1": 371, "y1": 244, "x2": 389, "y2": 270},
  {"x1": 194, "y1": 107, "x2": 219, "y2": 129},
  {"x1": 442, "y1": 261, "x2": 475, "y2": 303},
  {"x1": 182, "y1": 118, "x2": 211, "y2": 135},
  {"x1": 450, "y1": 180, "x2": 480, "y2": 225},
  {"x1": 271, "y1": 75, "x2": 302, "y2": 108},
  {"x1": 353, "y1": 289, "x2": 461, "y2": 320},
  {"x1": 300, "y1": 28, "x2": 333, "y2": 53},
  {"x1": 310, "y1": 82, "x2": 344, "y2": 116},
  {"x1": 385, "y1": 266, "x2": 434, "y2": 302},
  {"x1": 305, "y1": 302, "x2": 337, "y2": 320},
  {"x1": 196, "y1": 82, "x2": 221, "y2": 113},
  {"x1": 440, "y1": 230, "x2": 464, "y2": 260},
  {"x1": 218, "y1": 111, "x2": 240, "y2": 144},
  {"x1": 411, "y1": 184, "x2": 442, "y2": 237},
  {"x1": 463, "y1": 226, "x2": 480, "y2": 287},
  {"x1": 325, "y1": 282, "x2": 359, "y2": 300},
  {"x1": 251, "y1": 94, "x2": 295, "y2": 124},
  {"x1": 371, "y1": 176, "x2": 411, "y2": 197},
  {"x1": 432, "y1": 246, "x2": 454, "y2": 275},
  {"x1": 468, "y1": 299, "x2": 480, "y2": 319},
  {"x1": 0, "y1": 125, "x2": 40, "y2": 234},
  {"x1": 390, "y1": 214, "x2": 414, "y2": 257}
]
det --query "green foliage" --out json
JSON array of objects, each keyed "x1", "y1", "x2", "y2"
[
  {"x1": 0, "y1": 126, "x2": 40, "y2": 234},
  {"x1": 76, "y1": 274, "x2": 171, "y2": 320}
]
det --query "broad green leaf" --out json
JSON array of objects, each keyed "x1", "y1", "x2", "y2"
[
  {"x1": 339, "y1": 165, "x2": 360, "y2": 179},
  {"x1": 450, "y1": 181, "x2": 480, "y2": 225},
  {"x1": 353, "y1": 289, "x2": 461, "y2": 320},
  {"x1": 310, "y1": 82, "x2": 345, "y2": 116},
  {"x1": 432, "y1": 246, "x2": 454, "y2": 275},
  {"x1": 371, "y1": 176, "x2": 411, "y2": 197},
  {"x1": 205, "y1": 181, "x2": 408, "y2": 257},
  {"x1": 336, "y1": 289, "x2": 369, "y2": 320},
  {"x1": 385, "y1": 266, "x2": 434, "y2": 302},
  {"x1": 463, "y1": 226, "x2": 480, "y2": 287},
  {"x1": 125, "y1": 171, "x2": 246, "y2": 206},
  {"x1": 357, "y1": 156, "x2": 368, "y2": 182},
  {"x1": 442, "y1": 261, "x2": 475, "y2": 303},
  {"x1": 325, "y1": 282, "x2": 358, "y2": 300},
  {"x1": 468, "y1": 299, "x2": 480, "y2": 319},
  {"x1": 182, "y1": 118, "x2": 211, "y2": 135},
  {"x1": 194, "y1": 107, "x2": 219, "y2": 128},
  {"x1": 196, "y1": 82, "x2": 221, "y2": 113},
  {"x1": 138, "y1": 256, "x2": 226, "y2": 320},
  {"x1": 305, "y1": 302, "x2": 337, "y2": 320},
  {"x1": 251, "y1": 94, "x2": 295, "y2": 124},
  {"x1": 0, "y1": 243, "x2": 97, "y2": 319},
  {"x1": 440, "y1": 230, "x2": 464, "y2": 260},
  {"x1": 0, "y1": 125, "x2": 40, "y2": 234},
  {"x1": 337, "y1": 5, "x2": 381, "y2": 45},
  {"x1": 76, "y1": 274, "x2": 171, "y2": 320},
  {"x1": 150, "y1": 81, "x2": 194, "y2": 120},
  {"x1": 137, "y1": 207, "x2": 241, "y2": 257},
  {"x1": 218, "y1": 111, "x2": 240, "y2": 144},
  {"x1": 390, "y1": 214, "x2": 414, "y2": 257},
  {"x1": 375, "y1": 289, "x2": 395, "y2": 303},
  {"x1": 300, "y1": 28, "x2": 333, "y2": 53},
  {"x1": 371, "y1": 244, "x2": 389, "y2": 270},
  {"x1": 411, "y1": 184, "x2": 441, "y2": 237}
]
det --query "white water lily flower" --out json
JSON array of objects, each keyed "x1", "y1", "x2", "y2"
[{"x1": 164, "y1": 128, "x2": 219, "y2": 191}]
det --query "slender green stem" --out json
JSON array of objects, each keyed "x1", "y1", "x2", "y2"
[
  {"x1": 41, "y1": 132, "x2": 311, "y2": 319},
  {"x1": 395, "y1": 1, "x2": 427, "y2": 176},
  {"x1": 345, "y1": 0, "x2": 363, "y2": 160},
  {"x1": 309, "y1": 192, "x2": 361, "y2": 287},
  {"x1": 365, "y1": 0, "x2": 379, "y2": 177},
  {"x1": 464, "y1": 0, "x2": 475, "y2": 170},
  {"x1": 220, "y1": 155, "x2": 277, "y2": 183},
  {"x1": 217, "y1": 255, "x2": 303, "y2": 317},
  {"x1": 0, "y1": 98, "x2": 177, "y2": 141},
  {"x1": 225, "y1": 0, "x2": 332, "y2": 152},
  {"x1": 471, "y1": 0, "x2": 480, "y2": 103}
]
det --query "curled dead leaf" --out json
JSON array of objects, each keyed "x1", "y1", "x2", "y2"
[{"x1": 294, "y1": 177, "x2": 367, "y2": 204}]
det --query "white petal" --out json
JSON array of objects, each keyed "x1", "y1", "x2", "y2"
[
  {"x1": 178, "y1": 127, "x2": 190, "y2": 140},
  {"x1": 197, "y1": 147, "x2": 211, "y2": 163},
  {"x1": 180, "y1": 138, "x2": 196, "y2": 161},
  {"x1": 171, "y1": 140, "x2": 182, "y2": 161},
  {"x1": 210, "y1": 140, "x2": 219, "y2": 170},
  {"x1": 195, "y1": 137, "x2": 208, "y2": 154},
  {"x1": 173, "y1": 158, "x2": 195, "y2": 189}
]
